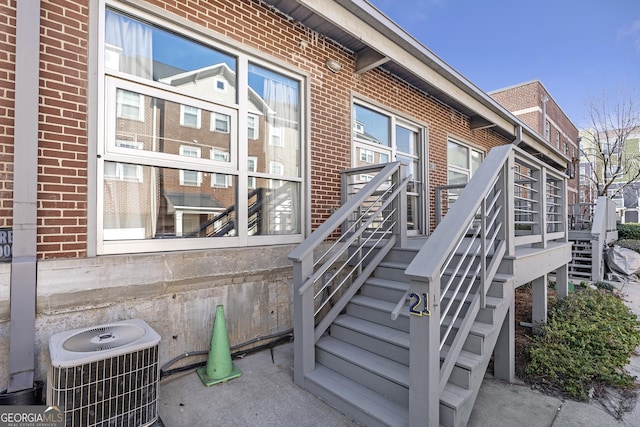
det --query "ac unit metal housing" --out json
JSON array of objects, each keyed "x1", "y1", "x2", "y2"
[{"x1": 47, "y1": 318, "x2": 161, "y2": 427}]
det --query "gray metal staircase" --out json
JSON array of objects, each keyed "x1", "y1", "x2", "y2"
[
  {"x1": 289, "y1": 145, "x2": 572, "y2": 426},
  {"x1": 302, "y1": 245, "x2": 513, "y2": 427},
  {"x1": 568, "y1": 239, "x2": 593, "y2": 280}
]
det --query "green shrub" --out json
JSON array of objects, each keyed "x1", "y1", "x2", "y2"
[
  {"x1": 617, "y1": 223, "x2": 640, "y2": 240},
  {"x1": 615, "y1": 239, "x2": 640, "y2": 254},
  {"x1": 525, "y1": 289, "x2": 640, "y2": 400},
  {"x1": 592, "y1": 281, "x2": 615, "y2": 291}
]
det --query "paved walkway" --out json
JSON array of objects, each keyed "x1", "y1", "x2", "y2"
[{"x1": 158, "y1": 281, "x2": 640, "y2": 426}]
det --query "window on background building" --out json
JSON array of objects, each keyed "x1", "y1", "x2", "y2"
[
  {"x1": 100, "y1": 8, "x2": 303, "y2": 254},
  {"x1": 545, "y1": 120, "x2": 550, "y2": 141},
  {"x1": 351, "y1": 101, "x2": 425, "y2": 234}
]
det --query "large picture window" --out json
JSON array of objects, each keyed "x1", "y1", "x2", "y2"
[{"x1": 99, "y1": 8, "x2": 304, "y2": 254}]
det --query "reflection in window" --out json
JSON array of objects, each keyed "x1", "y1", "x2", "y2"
[
  {"x1": 247, "y1": 114, "x2": 259, "y2": 140},
  {"x1": 102, "y1": 9, "x2": 303, "y2": 251},
  {"x1": 353, "y1": 104, "x2": 390, "y2": 146},
  {"x1": 248, "y1": 64, "x2": 300, "y2": 176},
  {"x1": 105, "y1": 9, "x2": 237, "y2": 96},
  {"x1": 179, "y1": 146, "x2": 202, "y2": 186},
  {"x1": 248, "y1": 180, "x2": 300, "y2": 235},
  {"x1": 180, "y1": 105, "x2": 201, "y2": 128},
  {"x1": 247, "y1": 156, "x2": 257, "y2": 189},
  {"x1": 103, "y1": 164, "x2": 237, "y2": 240},
  {"x1": 116, "y1": 90, "x2": 144, "y2": 121},
  {"x1": 360, "y1": 149, "x2": 374, "y2": 163},
  {"x1": 105, "y1": 141, "x2": 143, "y2": 182},
  {"x1": 113, "y1": 87, "x2": 232, "y2": 161},
  {"x1": 447, "y1": 140, "x2": 484, "y2": 204},
  {"x1": 212, "y1": 113, "x2": 229, "y2": 133}
]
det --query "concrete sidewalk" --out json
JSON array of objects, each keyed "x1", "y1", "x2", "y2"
[{"x1": 158, "y1": 282, "x2": 640, "y2": 426}]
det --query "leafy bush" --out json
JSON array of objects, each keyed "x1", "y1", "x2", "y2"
[
  {"x1": 615, "y1": 239, "x2": 640, "y2": 254},
  {"x1": 592, "y1": 281, "x2": 615, "y2": 291},
  {"x1": 525, "y1": 289, "x2": 640, "y2": 400},
  {"x1": 617, "y1": 223, "x2": 640, "y2": 240}
]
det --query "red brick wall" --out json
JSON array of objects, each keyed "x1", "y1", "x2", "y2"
[
  {"x1": 5, "y1": 0, "x2": 516, "y2": 259},
  {"x1": 39, "y1": 0, "x2": 89, "y2": 258},
  {"x1": 0, "y1": 1, "x2": 16, "y2": 228}
]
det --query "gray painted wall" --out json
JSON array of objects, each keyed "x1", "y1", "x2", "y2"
[{"x1": 0, "y1": 245, "x2": 295, "y2": 388}]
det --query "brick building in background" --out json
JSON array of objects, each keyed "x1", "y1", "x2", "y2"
[
  {"x1": 0, "y1": 0, "x2": 570, "y2": 395},
  {"x1": 490, "y1": 80, "x2": 580, "y2": 205}
]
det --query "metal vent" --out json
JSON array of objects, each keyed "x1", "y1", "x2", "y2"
[{"x1": 62, "y1": 324, "x2": 146, "y2": 352}]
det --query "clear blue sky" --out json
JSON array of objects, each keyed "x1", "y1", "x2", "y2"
[{"x1": 368, "y1": 0, "x2": 640, "y2": 128}]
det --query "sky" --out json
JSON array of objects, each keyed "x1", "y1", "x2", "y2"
[{"x1": 368, "y1": 0, "x2": 640, "y2": 128}]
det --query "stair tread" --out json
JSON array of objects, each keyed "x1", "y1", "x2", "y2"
[
  {"x1": 317, "y1": 336, "x2": 409, "y2": 386},
  {"x1": 440, "y1": 382, "x2": 474, "y2": 410},
  {"x1": 350, "y1": 295, "x2": 408, "y2": 317},
  {"x1": 306, "y1": 365, "x2": 409, "y2": 426},
  {"x1": 334, "y1": 314, "x2": 410, "y2": 348},
  {"x1": 378, "y1": 260, "x2": 410, "y2": 269}
]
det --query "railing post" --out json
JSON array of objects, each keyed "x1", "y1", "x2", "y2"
[
  {"x1": 533, "y1": 166, "x2": 546, "y2": 248},
  {"x1": 395, "y1": 163, "x2": 408, "y2": 248},
  {"x1": 501, "y1": 151, "x2": 515, "y2": 256},
  {"x1": 292, "y1": 255, "x2": 315, "y2": 387},
  {"x1": 408, "y1": 276, "x2": 440, "y2": 427}
]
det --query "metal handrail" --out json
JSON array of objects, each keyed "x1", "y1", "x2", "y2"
[
  {"x1": 404, "y1": 144, "x2": 568, "y2": 425},
  {"x1": 289, "y1": 161, "x2": 409, "y2": 386}
]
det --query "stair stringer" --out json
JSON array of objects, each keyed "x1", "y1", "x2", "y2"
[{"x1": 442, "y1": 279, "x2": 514, "y2": 427}]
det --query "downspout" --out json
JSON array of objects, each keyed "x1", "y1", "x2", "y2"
[
  {"x1": 512, "y1": 124, "x2": 523, "y2": 146},
  {"x1": 7, "y1": 0, "x2": 41, "y2": 393}
]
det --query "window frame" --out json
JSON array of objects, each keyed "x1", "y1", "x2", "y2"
[{"x1": 351, "y1": 98, "x2": 427, "y2": 235}]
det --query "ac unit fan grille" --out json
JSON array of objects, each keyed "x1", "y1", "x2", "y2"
[{"x1": 49, "y1": 345, "x2": 159, "y2": 427}]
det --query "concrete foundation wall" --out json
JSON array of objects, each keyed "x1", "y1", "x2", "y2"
[{"x1": 0, "y1": 245, "x2": 295, "y2": 389}]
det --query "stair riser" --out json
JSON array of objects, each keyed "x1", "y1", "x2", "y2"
[
  {"x1": 316, "y1": 349, "x2": 409, "y2": 405},
  {"x1": 330, "y1": 324, "x2": 409, "y2": 365},
  {"x1": 476, "y1": 306, "x2": 496, "y2": 324},
  {"x1": 360, "y1": 283, "x2": 407, "y2": 302},
  {"x1": 440, "y1": 404, "x2": 457, "y2": 427},
  {"x1": 383, "y1": 248, "x2": 420, "y2": 264},
  {"x1": 443, "y1": 329, "x2": 484, "y2": 355},
  {"x1": 346, "y1": 302, "x2": 409, "y2": 331},
  {"x1": 374, "y1": 265, "x2": 410, "y2": 282},
  {"x1": 448, "y1": 365, "x2": 471, "y2": 389}
]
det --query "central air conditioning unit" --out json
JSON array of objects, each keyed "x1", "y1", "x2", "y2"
[{"x1": 47, "y1": 319, "x2": 161, "y2": 427}]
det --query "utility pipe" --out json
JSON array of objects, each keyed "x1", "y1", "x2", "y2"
[{"x1": 7, "y1": 0, "x2": 41, "y2": 393}]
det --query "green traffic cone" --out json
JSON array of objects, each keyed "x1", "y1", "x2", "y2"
[{"x1": 197, "y1": 305, "x2": 242, "y2": 386}]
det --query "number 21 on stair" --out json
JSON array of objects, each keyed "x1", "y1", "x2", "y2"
[{"x1": 409, "y1": 292, "x2": 431, "y2": 316}]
